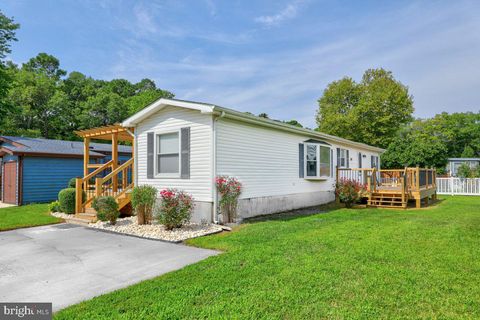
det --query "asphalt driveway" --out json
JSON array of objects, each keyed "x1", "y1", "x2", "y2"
[{"x1": 0, "y1": 224, "x2": 218, "y2": 311}]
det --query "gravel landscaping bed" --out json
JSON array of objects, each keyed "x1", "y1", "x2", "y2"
[
  {"x1": 88, "y1": 216, "x2": 224, "y2": 242},
  {"x1": 51, "y1": 211, "x2": 73, "y2": 220}
]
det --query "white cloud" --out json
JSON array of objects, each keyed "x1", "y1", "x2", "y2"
[
  {"x1": 255, "y1": 0, "x2": 305, "y2": 27},
  {"x1": 106, "y1": 1, "x2": 480, "y2": 128}
]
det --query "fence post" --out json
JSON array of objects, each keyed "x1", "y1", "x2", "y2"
[
  {"x1": 450, "y1": 177, "x2": 454, "y2": 196},
  {"x1": 75, "y1": 178, "x2": 83, "y2": 214}
]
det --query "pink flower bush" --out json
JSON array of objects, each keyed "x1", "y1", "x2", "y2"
[
  {"x1": 216, "y1": 176, "x2": 242, "y2": 223},
  {"x1": 156, "y1": 188, "x2": 194, "y2": 230},
  {"x1": 335, "y1": 178, "x2": 366, "y2": 208}
]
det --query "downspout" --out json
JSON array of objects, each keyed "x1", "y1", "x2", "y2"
[{"x1": 212, "y1": 111, "x2": 225, "y2": 224}]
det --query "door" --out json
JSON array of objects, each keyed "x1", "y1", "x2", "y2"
[{"x1": 3, "y1": 161, "x2": 17, "y2": 204}]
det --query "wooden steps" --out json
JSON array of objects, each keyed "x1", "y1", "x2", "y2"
[{"x1": 368, "y1": 192, "x2": 408, "y2": 209}]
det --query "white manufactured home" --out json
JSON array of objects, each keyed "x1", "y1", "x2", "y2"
[{"x1": 116, "y1": 98, "x2": 383, "y2": 222}]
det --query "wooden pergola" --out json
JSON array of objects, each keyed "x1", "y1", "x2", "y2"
[
  {"x1": 75, "y1": 124, "x2": 134, "y2": 177},
  {"x1": 74, "y1": 124, "x2": 135, "y2": 215}
]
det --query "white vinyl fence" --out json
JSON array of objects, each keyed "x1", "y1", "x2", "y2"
[{"x1": 437, "y1": 177, "x2": 480, "y2": 195}]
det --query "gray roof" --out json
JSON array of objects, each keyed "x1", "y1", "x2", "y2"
[{"x1": 0, "y1": 136, "x2": 131, "y2": 157}]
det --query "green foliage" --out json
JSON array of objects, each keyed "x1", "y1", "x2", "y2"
[
  {"x1": 317, "y1": 68, "x2": 414, "y2": 148},
  {"x1": 68, "y1": 177, "x2": 77, "y2": 188},
  {"x1": 381, "y1": 112, "x2": 480, "y2": 169},
  {"x1": 131, "y1": 185, "x2": 157, "y2": 225},
  {"x1": 58, "y1": 188, "x2": 77, "y2": 214},
  {"x1": 284, "y1": 119, "x2": 303, "y2": 128},
  {"x1": 215, "y1": 176, "x2": 242, "y2": 223},
  {"x1": 0, "y1": 10, "x2": 19, "y2": 120},
  {"x1": 48, "y1": 201, "x2": 61, "y2": 213},
  {"x1": 156, "y1": 189, "x2": 193, "y2": 230},
  {"x1": 457, "y1": 163, "x2": 480, "y2": 178},
  {"x1": 56, "y1": 196, "x2": 480, "y2": 319},
  {"x1": 92, "y1": 196, "x2": 119, "y2": 225}
]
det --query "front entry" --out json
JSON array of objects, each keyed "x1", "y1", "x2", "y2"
[{"x1": 3, "y1": 161, "x2": 17, "y2": 204}]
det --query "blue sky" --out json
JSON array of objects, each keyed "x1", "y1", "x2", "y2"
[{"x1": 3, "y1": 0, "x2": 480, "y2": 127}]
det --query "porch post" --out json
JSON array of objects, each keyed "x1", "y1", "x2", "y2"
[
  {"x1": 83, "y1": 138, "x2": 90, "y2": 177},
  {"x1": 112, "y1": 133, "x2": 118, "y2": 192}
]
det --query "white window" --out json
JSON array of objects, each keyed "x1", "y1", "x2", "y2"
[
  {"x1": 156, "y1": 131, "x2": 180, "y2": 176},
  {"x1": 305, "y1": 143, "x2": 331, "y2": 178},
  {"x1": 339, "y1": 148, "x2": 348, "y2": 168}
]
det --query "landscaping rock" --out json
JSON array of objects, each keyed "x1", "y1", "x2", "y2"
[{"x1": 88, "y1": 216, "x2": 223, "y2": 242}]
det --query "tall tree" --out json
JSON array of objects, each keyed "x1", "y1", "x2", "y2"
[
  {"x1": 316, "y1": 68, "x2": 414, "y2": 148},
  {"x1": 0, "y1": 10, "x2": 19, "y2": 120}
]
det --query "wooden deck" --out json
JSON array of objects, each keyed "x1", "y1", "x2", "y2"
[{"x1": 337, "y1": 167, "x2": 437, "y2": 209}]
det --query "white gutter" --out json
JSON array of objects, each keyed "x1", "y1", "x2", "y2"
[{"x1": 211, "y1": 111, "x2": 225, "y2": 224}]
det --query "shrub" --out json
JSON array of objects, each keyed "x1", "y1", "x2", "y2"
[
  {"x1": 156, "y1": 189, "x2": 194, "y2": 230},
  {"x1": 48, "y1": 201, "x2": 61, "y2": 213},
  {"x1": 58, "y1": 188, "x2": 86, "y2": 214},
  {"x1": 335, "y1": 178, "x2": 365, "y2": 208},
  {"x1": 131, "y1": 185, "x2": 157, "y2": 225},
  {"x1": 215, "y1": 176, "x2": 242, "y2": 223},
  {"x1": 92, "y1": 196, "x2": 119, "y2": 225},
  {"x1": 68, "y1": 177, "x2": 77, "y2": 188}
]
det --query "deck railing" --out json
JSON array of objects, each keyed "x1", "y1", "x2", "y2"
[
  {"x1": 437, "y1": 177, "x2": 480, "y2": 195},
  {"x1": 75, "y1": 158, "x2": 134, "y2": 213},
  {"x1": 337, "y1": 166, "x2": 437, "y2": 195}
]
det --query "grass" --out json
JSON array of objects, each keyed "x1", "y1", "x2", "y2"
[
  {"x1": 55, "y1": 196, "x2": 480, "y2": 319},
  {"x1": 0, "y1": 203, "x2": 62, "y2": 231}
]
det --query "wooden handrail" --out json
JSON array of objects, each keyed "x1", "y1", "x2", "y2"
[
  {"x1": 82, "y1": 160, "x2": 113, "y2": 182},
  {"x1": 102, "y1": 158, "x2": 133, "y2": 182}
]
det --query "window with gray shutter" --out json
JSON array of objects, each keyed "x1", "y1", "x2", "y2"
[
  {"x1": 180, "y1": 127, "x2": 190, "y2": 179},
  {"x1": 147, "y1": 132, "x2": 154, "y2": 179},
  {"x1": 299, "y1": 143, "x2": 304, "y2": 178}
]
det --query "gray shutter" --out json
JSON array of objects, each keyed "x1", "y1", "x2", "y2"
[
  {"x1": 147, "y1": 132, "x2": 154, "y2": 179},
  {"x1": 336, "y1": 148, "x2": 340, "y2": 167},
  {"x1": 181, "y1": 127, "x2": 190, "y2": 179},
  {"x1": 330, "y1": 149, "x2": 334, "y2": 177},
  {"x1": 358, "y1": 152, "x2": 362, "y2": 168},
  {"x1": 371, "y1": 155, "x2": 374, "y2": 168},
  {"x1": 346, "y1": 150, "x2": 350, "y2": 168},
  {"x1": 299, "y1": 143, "x2": 304, "y2": 178}
]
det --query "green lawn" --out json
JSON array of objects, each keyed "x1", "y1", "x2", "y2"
[
  {"x1": 0, "y1": 203, "x2": 62, "y2": 231},
  {"x1": 56, "y1": 196, "x2": 480, "y2": 319}
]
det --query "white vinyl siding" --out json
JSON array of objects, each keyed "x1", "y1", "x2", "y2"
[
  {"x1": 216, "y1": 118, "x2": 336, "y2": 199},
  {"x1": 136, "y1": 106, "x2": 213, "y2": 201},
  {"x1": 216, "y1": 118, "x2": 381, "y2": 199}
]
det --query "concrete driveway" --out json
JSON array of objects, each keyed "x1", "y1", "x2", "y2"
[{"x1": 0, "y1": 224, "x2": 218, "y2": 311}]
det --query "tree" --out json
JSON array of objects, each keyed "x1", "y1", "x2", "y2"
[
  {"x1": 316, "y1": 68, "x2": 414, "y2": 148},
  {"x1": 23, "y1": 53, "x2": 66, "y2": 80},
  {"x1": 258, "y1": 113, "x2": 269, "y2": 118},
  {"x1": 0, "y1": 10, "x2": 19, "y2": 120},
  {"x1": 284, "y1": 119, "x2": 303, "y2": 128}
]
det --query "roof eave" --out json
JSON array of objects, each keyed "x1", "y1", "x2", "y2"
[
  {"x1": 122, "y1": 98, "x2": 215, "y2": 127},
  {"x1": 213, "y1": 106, "x2": 385, "y2": 153}
]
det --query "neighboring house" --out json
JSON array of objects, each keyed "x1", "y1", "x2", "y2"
[
  {"x1": 0, "y1": 136, "x2": 131, "y2": 205},
  {"x1": 121, "y1": 98, "x2": 384, "y2": 222},
  {"x1": 446, "y1": 158, "x2": 480, "y2": 177}
]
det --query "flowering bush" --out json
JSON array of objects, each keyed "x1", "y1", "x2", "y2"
[
  {"x1": 216, "y1": 176, "x2": 242, "y2": 223},
  {"x1": 335, "y1": 178, "x2": 366, "y2": 208},
  {"x1": 156, "y1": 188, "x2": 194, "y2": 230}
]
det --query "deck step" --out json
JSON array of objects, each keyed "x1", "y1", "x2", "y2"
[{"x1": 64, "y1": 215, "x2": 96, "y2": 225}]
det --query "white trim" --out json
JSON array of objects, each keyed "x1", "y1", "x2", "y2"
[
  {"x1": 122, "y1": 99, "x2": 215, "y2": 127},
  {"x1": 338, "y1": 148, "x2": 348, "y2": 168},
  {"x1": 304, "y1": 143, "x2": 332, "y2": 179},
  {"x1": 153, "y1": 129, "x2": 181, "y2": 178}
]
